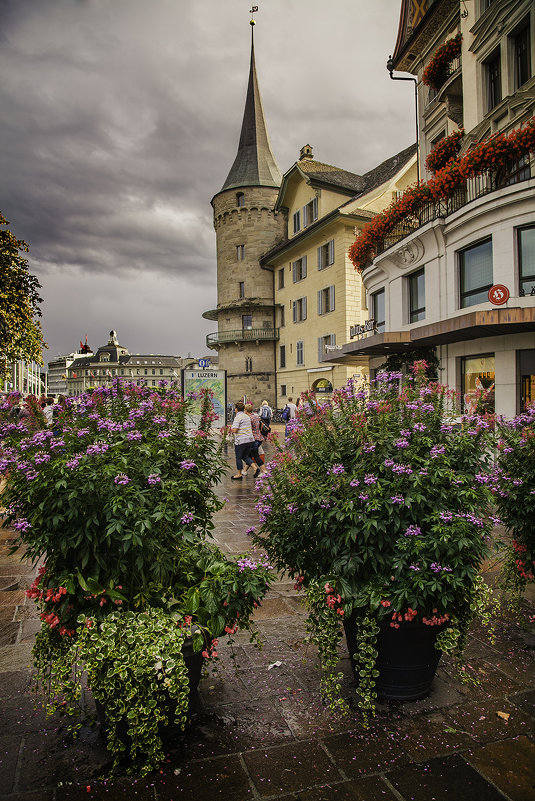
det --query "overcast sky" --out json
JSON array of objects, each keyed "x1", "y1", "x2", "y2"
[{"x1": 0, "y1": 0, "x2": 414, "y2": 365}]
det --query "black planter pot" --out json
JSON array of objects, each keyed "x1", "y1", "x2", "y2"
[
  {"x1": 343, "y1": 616, "x2": 443, "y2": 702},
  {"x1": 95, "y1": 635, "x2": 205, "y2": 744}
]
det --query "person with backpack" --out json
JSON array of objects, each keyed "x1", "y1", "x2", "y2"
[
  {"x1": 259, "y1": 400, "x2": 272, "y2": 426},
  {"x1": 283, "y1": 397, "x2": 298, "y2": 437}
]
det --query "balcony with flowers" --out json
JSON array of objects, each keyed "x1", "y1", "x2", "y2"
[
  {"x1": 349, "y1": 118, "x2": 535, "y2": 273},
  {"x1": 423, "y1": 33, "x2": 462, "y2": 108}
]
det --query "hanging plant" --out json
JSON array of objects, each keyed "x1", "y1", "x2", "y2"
[
  {"x1": 423, "y1": 33, "x2": 462, "y2": 91},
  {"x1": 425, "y1": 129, "x2": 464, "y2": 174},
  {"x1": 349, "y1": 117, "x2": 535, "y2": 272}
]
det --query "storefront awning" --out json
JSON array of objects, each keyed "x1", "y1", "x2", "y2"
[{"x1": 326, "y1": 306, "x2": 535, "y2": 363}]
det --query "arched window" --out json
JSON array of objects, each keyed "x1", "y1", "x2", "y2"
[{"x1": 236, "y1": 192, "x2": 245, "y2": 207}]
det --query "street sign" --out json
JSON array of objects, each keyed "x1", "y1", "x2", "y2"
[
  {"x1": 488, "y1": 285, "x2": 510, "y2": 305},
  {"x1": 198, "y1": 358, "x2": 211, "y2": 369}
]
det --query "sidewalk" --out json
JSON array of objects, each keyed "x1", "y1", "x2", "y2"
[{"x1": 1, "y1": 443, "x2": 535, "y2": 800}]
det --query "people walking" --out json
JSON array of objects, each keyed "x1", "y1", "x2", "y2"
[
  {"x1": 259, "y1": 400, "x2": 272, "y2": 426},
  {"x1": 284, "y1": 396, "x2": 298, "y2": 437},
  {"x1": 230, "y1": 401, "x2": 254, "y2": 480},
  {"x1": 245, "y1": 403, "x2": 267, "y2": 478}
]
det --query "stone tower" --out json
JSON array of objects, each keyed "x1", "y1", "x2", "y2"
[{"x1": 203, "y1": 23, "x2": 286, "y2": 407}]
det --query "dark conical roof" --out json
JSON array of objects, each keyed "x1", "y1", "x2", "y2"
[{"x1": 220, "y1": 32, "x2": 282, "y2": 192}]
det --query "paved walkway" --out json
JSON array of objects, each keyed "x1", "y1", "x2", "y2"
[{"x1": 1, "y1": 431, "x2": 535, "y2": 800}]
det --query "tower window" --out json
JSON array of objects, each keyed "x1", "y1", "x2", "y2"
[
  {"x1": 239, "y1": 281, "x2": 245, "y2": 299},
  {"x1": 236, "y1": 245, "x2": 245, "y2": 261},
  {"x1": 242, "y1": 314, "x2": 253, "y2": 330},
  {"x1": 236, "y1": 192, "x2": 245, "y2": 207}
]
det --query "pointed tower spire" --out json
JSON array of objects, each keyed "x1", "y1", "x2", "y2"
[{"x1": 220, "y1": 21, "x2": 281, "y2": 192}]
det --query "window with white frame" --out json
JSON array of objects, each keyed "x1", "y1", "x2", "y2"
[
  {"x1": 317, "y1": 239, "x2": 335, "y2": 270},
  {"x1": 484, "y1": 47, "x2": 501, "y2": 112},
  {"x1": 512, "y1": 18, "x2": 531, "y2": 90},
  {"x1": 303, "y1": 198, "x2": 318, "y2": 227},
  {"x1": 293, "y1": 210, "x2": 301, "y2": 234},
  {"x1": 371, "y1": 289, "x2": 385, "y2": 332},
  {"x1": 296, "y1": 340, "x2": 304, "y2": 366},
  {"x1": 519, "y1": 226, "x2": 535, "y2": 296},
  {"x1": 292, "y1": 297, "x2": 307, "y2": 323},
  {"x1": 459, "y1": 238, "x2": 493, "y2": 308},
  {"x1": 292, "y1": 256, "x2": 307, "y2": 282},
  {"x1": 318, "y1": 333, "x2": 335, "y2": 361},
  {"x1": 409, "y1": 268, "x2": 425, "y2": 323},
  {"x1": 317, "y1": 285, "x2": 335, "y2": 315}
]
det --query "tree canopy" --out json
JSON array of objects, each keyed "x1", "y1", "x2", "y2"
[{"x1": 0, "y1": 212, "x2": 46, "y2": 382}]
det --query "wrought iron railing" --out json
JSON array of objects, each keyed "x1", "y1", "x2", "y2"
[
  {"x1": 376, "y1": 157, "x2": 533, "y2": 258},
  {"x1": 426, "y1": 54, "x2": 461, "y2": 106},
  {"x1": 206, "y1": 328, "x2": 280, "y2": 348}
]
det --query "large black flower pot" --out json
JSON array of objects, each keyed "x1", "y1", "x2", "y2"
[
  {"x1": 95, "y1": 635, "x2": 205, "y2": 744},
  {"x1": 343, "y1": 616, "x2": 443, "y2": 702}
]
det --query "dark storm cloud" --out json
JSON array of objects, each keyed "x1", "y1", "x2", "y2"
[{"x1": 0, "y1": 0, "x2": 414, "y2": 359}]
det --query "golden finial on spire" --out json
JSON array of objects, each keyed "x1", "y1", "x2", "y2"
[{"x1": 250, "y1": 5, "x2": 258, "y2": 26}]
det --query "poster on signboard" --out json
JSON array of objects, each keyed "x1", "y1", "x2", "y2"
[{"x1": 181, "y1": 369, "x2": 227, "y2": 429}]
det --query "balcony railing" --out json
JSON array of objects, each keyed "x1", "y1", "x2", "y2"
[
  {"x1": 377, "y1": 156, "x2": 533, "y2": 258},
  {"x1": 207, "y1": 328, "x2": 280, "y2": 349},
  {"x1": 426, "y1": 54, "x2": 461, "y2": 106}
]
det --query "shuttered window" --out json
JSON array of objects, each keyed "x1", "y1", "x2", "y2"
[
  {"x1": 317, "y1": 239, "x2": 335, "y2": 270},
  {"x1": 317, "y1": 285, "x2": 335, "y2": 315}
]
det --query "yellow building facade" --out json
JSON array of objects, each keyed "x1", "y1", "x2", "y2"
[{"x1": 261, "y1": 145, "x2": 417, "y2": 405}]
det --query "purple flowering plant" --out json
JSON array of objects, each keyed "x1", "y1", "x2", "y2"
[
  {"x1": 254, "y1": 363, "x2": 496, "y2": 720},
  {"x1": 490, "y1": 405, "x2": 535, "y2": 619},
  {"x1": 1, "y1": 381, "x2": 274, "y2": 774}
]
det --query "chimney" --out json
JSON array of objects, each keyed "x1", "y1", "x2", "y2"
[{"x1": 299, "y1": 144, "x2": 314, "y2": 160}]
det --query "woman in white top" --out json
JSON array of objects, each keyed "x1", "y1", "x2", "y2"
[{"x1": 230, "y1": 401, "x2": 255, "y2": 480}]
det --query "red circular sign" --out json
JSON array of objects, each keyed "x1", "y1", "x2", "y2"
[{"x1": 488, "y1": 285, "x2": 510, "y2": 305}]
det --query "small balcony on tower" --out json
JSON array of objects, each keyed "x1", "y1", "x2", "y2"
[{"x1": 206, "y1": 326, "x2": 280, "y2": 350}]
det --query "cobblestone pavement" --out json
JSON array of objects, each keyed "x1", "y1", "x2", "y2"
[{"x1": 1, "y1": 430, "x2": 535, "y2": 800}]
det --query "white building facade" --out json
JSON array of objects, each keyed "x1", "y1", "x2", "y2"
[{"x1": 329, "y1": 0, "x2": 535, "y2": 419}]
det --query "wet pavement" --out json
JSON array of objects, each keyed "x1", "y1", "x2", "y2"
[{"x1": 1, "y1": 429, "x2": 535, "y2": 800}]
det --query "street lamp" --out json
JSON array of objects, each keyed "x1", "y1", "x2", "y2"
[{"x1": 387, "y1": 55, "x2": 420, "y2": 184}]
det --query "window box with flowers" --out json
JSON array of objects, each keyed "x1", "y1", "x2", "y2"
[
  {"x1": 253, "y1": 363, "x2": 497, "y2": 723},
  {"x1": 425, "y1": 129, "x2": 464, "y2": 175},
  {"x1": 349, "y1": 118, "x2": 535, "y2": 272},
  {"x1": 0, "y1": 382, "x2": 274, "y2": 776},
  {"x1": 422, "y1": 33, "x2": 463, "y2": 92}
]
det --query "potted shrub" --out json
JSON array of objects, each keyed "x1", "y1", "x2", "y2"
[
  {"x1": 253, "y1": 363, "x2": 496, "y2": 723},
  {"x1": 491, "y1": 405, "x2": 535, "y2": 620},
  {"x1": 1, "y1": 381, "x2": 274, "y2": 775}
]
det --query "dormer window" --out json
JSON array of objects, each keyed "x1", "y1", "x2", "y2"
[{"x1": 236, "y1": 192, "x2": 245, "y2": 207}]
